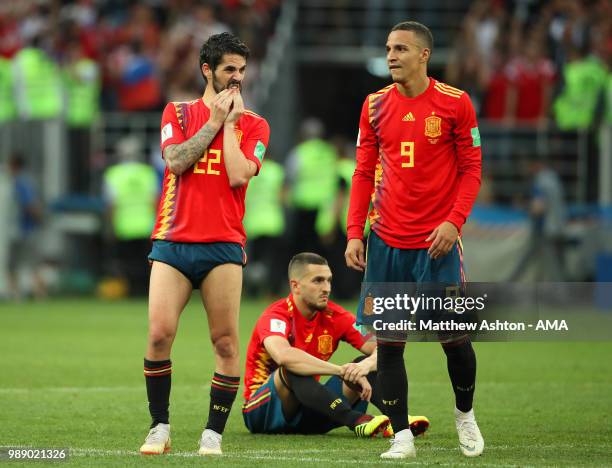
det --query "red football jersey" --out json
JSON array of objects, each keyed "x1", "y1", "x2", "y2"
[
  {"x1": 243, "y1": 296, "x2": 369, "y2": 400},
  {"x1": 151, "y1": 99, "x2": 270, "y2": 245},
  {"x1": 347, "y1": 78, "x2": 482, "y2": 249}
]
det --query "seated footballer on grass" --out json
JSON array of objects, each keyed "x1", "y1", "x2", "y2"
[{"x1": 242, "y1": 252, "x2": 429, "y2": 437}]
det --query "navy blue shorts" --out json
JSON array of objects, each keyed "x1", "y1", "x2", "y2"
[
  {"x1": 361, "y1": 230, "x2": 464, "y2": 284},
  {"x1": 357, "y1": 231, "x2": 467, "y2": 341},
  {"x1": 148, "y1": 240, "x2": 246, "y2": 289},
  {"x1": 242, "y1": 370, "x2": 368, "y2": 434}
]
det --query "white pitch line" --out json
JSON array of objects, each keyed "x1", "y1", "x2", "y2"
[
  {"x1": 4, "y1": 444, "x2": 607, "y2": 452},
  {"x1": 66, "y1": 447, "x2": 533, "y2": 467}
]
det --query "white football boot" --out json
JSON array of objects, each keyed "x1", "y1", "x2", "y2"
[
  {"x1": 380, "y1": 428, "x2": 416, "y2": 459},
  {"x1": 198, "y1": 428, "x2": 223, "y2": 455},
  {"x1": 139, "y1": 423, "x2": 171, "y2": 455},
  {"x1": 455, "y1": 408, "x2": 484, "y2": 457}
]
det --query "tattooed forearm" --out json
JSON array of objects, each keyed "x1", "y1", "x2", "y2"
[{"x1": 165, "y1": 122, "x2": 221, "y2": 175}]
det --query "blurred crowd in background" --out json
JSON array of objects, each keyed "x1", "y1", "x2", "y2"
[
  {"x1": 0, "y1": 0, "x2": 611, "y2": 301},
  {"x1": 0, "y1": 0, "x2": 280, "y2": 114},
  {"x1": 445, "y1": 0, "x2": 611, "y2": 129}
]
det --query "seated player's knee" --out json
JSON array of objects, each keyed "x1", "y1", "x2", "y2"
[
  {"x1": 279, "y1": 368, "x2": 321, "y2": 400},
  {"x1": 212, "y1": 334, "x2": 238, "y2": 360},
  {"x1": 281, "y1": 368, "x2": 318, "y2": 390},
  {"x1": 279, "y1": 367, "x2": 299, "y2": 389},
  {"x1": 275, "y1": 368, "x2": 293, "y2": 394}
]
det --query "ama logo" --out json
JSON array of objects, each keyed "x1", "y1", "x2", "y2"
[{"x1": 535, "y1": 320, "x2": 568, "y2": 331}]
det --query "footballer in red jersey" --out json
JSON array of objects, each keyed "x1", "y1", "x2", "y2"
[
  {"x1": 243, "y1": 296, "x2": 368, "y2": 401},
  {"x1": 347, "y1": 78, "x2": 481, "y2": 250},
  {"x1": 140, "y1": 33, "x2": 269, "y2": 457},
  {"x1": 345, "y1": 22, "x2": 484, "y2": 459},
  {"x1": 242, "y1": 253, "x2": 429, "y2": 437},
  {"x1": 152, "y1": 99, "x2": 268, "y2": 245}
]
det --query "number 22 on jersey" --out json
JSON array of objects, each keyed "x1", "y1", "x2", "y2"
[{"x1": 194, "y1": 149, "x2": 221, "y2": 175}]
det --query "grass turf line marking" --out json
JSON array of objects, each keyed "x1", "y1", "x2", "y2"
[
  {"x1": 3, "y1": 444, "x2": 608, "y2": 452},
  {"x1": 65, "y1": 448, "x2": 531, "y2": 467}
]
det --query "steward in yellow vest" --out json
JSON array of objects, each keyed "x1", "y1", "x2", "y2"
[{"x1": 102, "y1": 137, "x2": 159, "y2": 296}]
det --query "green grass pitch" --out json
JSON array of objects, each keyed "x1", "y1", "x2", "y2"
[{"x1": 1, "y1": 297, "x2": 611, "y2": 466}]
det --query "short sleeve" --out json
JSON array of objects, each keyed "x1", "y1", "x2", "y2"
[
  {"x1": 257, "y1": 308, "x2": 291, "y2": 341},
  {"x1": 160, "y1": 102, "x2": 186, "y2": 154},
  {"x1": 241, "y1": 117, "x2": 270, "y2": 175},
  {"x1": 340, "y1": 311, "x2": 370, "y2": 350}
]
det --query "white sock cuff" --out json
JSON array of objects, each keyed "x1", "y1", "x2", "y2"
[
  {"x1": 395, "y1": 428, "x2": 414, "y2": 441},
  {"x1": 455, "y1": 407, "x2": 475, "y2": 419}
]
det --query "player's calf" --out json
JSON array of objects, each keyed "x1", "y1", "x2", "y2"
[
  {"x1": 442, "y1": 338, "x2": 476, "y2": 413},
  {"x1": 200, "y1": 372, "x2": 240, "y2": 456},
  {"x1": 281, "y1": 368, "x2": 379, "y2": 433},
  {"x1": 144, "y1": 359, "x2": 172, "y2": 428}
]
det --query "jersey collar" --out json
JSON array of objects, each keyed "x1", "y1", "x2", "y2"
[
  {"x1": 392, "y1": 76, "x2": 435, "y2": 102},
  {"x1": 287, "y1": 294, "x2": 327, "y2": 321}
]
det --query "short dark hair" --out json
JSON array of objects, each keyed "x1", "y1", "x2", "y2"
[
  {"x1": 288, "y1": 252, "x2": 328, "y2": 279},
  {"x1": 199, "y1": 32, "x2": 250, "y2": 81},
  {"x1": 391, "y1": 21, "x2": 434, "y2": 53}
]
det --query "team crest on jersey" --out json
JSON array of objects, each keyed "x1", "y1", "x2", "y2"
[
  {"x1": 425, "y1": 114, "x2": 442, "y2": 138},
  {"x1": 318, "y1": 334, "x2": 333, "y2": 355}
]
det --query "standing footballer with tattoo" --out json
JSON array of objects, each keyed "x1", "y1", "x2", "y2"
[{"x1": 139, "y1": 32, "x2": 269, "y2": 456}]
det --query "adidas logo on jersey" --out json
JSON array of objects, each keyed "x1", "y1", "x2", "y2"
[{"x1": 402, "y1": 112, "x2": 415, "y2": 121}]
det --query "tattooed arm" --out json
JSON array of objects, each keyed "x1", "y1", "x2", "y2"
[
  {"x1": 164, "y1": 123, "x2": 221, "y2": 176},
  {"x1": 164, "y1": 89, "x2": 234, "y2": 176}
]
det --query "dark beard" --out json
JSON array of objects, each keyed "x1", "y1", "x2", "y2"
[
  {"x1": 305, "y1": 298, "x2": 327, "y2": 312},
  {"x1": 212, "y1": 74, "x2": 242, "y2": 93},
  {"x1": 212, "y1": 75, "x2": 225, "y2": 94}
]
